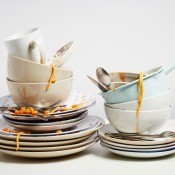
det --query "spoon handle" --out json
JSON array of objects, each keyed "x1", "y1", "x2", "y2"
[{"x1": 87, "y1": 76, "x2": 108, "y2": 92}]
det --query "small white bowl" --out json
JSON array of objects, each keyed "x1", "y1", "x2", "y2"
[
  {"x1": 105, "y1": 89, "x2": 171, "y2": 110},
  {"x1": 8, "y1": 55, "x2": 73, "y2": 82},
  {"x1": 104, "y1": 104, "x2": 171, "y2": 133},
  {"x1": 7, "y1": 76, "x2": 73, "y2": 107}
]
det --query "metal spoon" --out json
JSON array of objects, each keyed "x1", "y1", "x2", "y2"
[
  {"x1": 96, "y1": 67, "x2": 111, "y2": 90},
  {"x1": 87, "y1": 76, "x2": 108, "y2": 92}
]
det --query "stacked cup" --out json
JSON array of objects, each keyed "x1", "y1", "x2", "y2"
[
  {"x1": 101, "y1": 69, "x2": 173, "y2": 133},
  {"x1": 4, "y1": 28, "x2": 73, "y2": 107}
]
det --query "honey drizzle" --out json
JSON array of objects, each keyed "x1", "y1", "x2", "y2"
[{"x1": 136, "y1": 72, "x2": 144, "y2": 133}]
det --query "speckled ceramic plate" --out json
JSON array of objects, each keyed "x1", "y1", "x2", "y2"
[
  {"x1": 0, "y1": 90, "x2": 96, "y2": 121},
  {"x1": 0, "y1": 139, "x2": 98, "y2": 158},
  {"x1": 0, "y1": 134, "x2": 98, "y2": 151},
  {"x1": 3, "y1": 110, "x2": 87, "y2": 126},
  {"x1": 0, "y1": 116, "x2": 104, "y2": 140},
  {"x1": 98, "y1": 121, "x2": 175, "y2": 146},
  {"x1": 101, "y1": 142, "x2": 175, "y2": 158}
]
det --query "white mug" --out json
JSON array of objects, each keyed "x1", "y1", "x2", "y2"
[{"x1": 4, "y1": 28, "x2": 47, "y2": 64}]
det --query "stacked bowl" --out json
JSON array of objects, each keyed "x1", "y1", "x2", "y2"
[
  {"x1": 7, "y1": 54, "x2": 73, "y2": 107},
  {"x1": 101, "y1": 64, "x2": 175, "y2": 134}
]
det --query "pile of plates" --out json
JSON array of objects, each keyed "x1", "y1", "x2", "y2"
[
  {"x1": 98, "y1": 121, "x2": 175, "y2": 158},
  {"x1": 0, "y1": 90, "x2": 105, "y2": 158},
  {"x1": 1, "y1": 90, "x2": 96, "y2": 132},
  {"x1": 0, "y1": 116, "x2": 104, "y2": 158}
]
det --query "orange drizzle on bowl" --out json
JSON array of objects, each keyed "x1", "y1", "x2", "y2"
[
  {"x1": 119, "y1": 72, "x2": 126, "y2": 82},
  {"x1": 46, "y1": 65, "x2": 57, "y2": 91},
  {"x1": 136, "y1": 72, "x2": 144, "y2": 133}
]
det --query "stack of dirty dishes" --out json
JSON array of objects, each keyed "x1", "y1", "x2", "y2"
[
  {"x1": 0, "y1": 28, "x2": 105, "y2": 158},
  {"x1": 5, "y1": 28, "x2": 74, "y2": 107},
  {"x1": 89, "y1": 66, "x2": 175, "y2": 158}
]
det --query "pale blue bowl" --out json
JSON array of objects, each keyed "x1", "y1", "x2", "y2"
[{"x1": 101, "y1": 64, "x2": 175, "y2": 104}]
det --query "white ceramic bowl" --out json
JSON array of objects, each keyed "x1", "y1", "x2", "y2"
[
  {"x1": 104, "y1": 104, "x2": 171, "y2": 133},
  {"x1": 7, "y1": 76, "x2": 73, "y2": 107},
  {"x1": 105, "y1": 89, "x2": 171, "y2": 110},
  {"x1": 8, "y1": 55, "x2": 73, "y2": 82}
]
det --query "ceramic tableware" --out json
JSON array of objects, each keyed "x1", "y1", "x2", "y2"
[
  {"x1": 104, "y1": 104, "x2": 171, "y2": 133},
  {"x1": 4, "y1": 28, "x2": 47, "y2": 64},
  {"x1": 48, "y1": 41, "x2": 74, "y2": 67},
  {"x1": 98, "y1": 122, "x2": 175, "y2": 146},
  {"x1": 0, "y1": 116, "x2": 104, "y2": 141},
  {"x1": 7, "y1": 76, "x2": 73, "y2": 107},
  {"x1": 105, "y1": 89, "x2": 171, "y2": 110},
  {"x1": 0, "y1": 139, "x2": 98, "y2": 158},
  {"x1": 102, "y1": 63, "x2": 175, "y2": 104},
  {"x1": 100, "y1": 142, "x2": 175, "y2": 158},
  {"x1": 8, "y1": 55, "x2": 73, "y2": 82}
]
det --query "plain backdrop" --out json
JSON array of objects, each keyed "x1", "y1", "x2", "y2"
[
  {"x1": 1, "y1": 0, "x2": 175, "y2": 119},
  {"x1": 1, "y1": 1, "x2": 175, "y2": 175}
]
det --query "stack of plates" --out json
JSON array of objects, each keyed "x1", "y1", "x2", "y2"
[
  {"x1": 98, "y1": 121, "x2": 175, "y2": 158},
  {"x1": 1, "y1": 90, "x2": 96, "y2": 132},
  {"x1": 0, "y1": 116, "x2": 104, "y2": 158}
]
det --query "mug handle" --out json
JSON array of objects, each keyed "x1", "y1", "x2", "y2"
[{"x1": 29, "y1": 41, "x2": 46, "y2": 64}]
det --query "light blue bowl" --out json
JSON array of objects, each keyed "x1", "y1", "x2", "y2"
[{"x1": 101, "y1": 63, "x2": 175, "y2": 104}]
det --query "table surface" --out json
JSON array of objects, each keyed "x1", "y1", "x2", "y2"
[{"x1": 0, "y1": 120, "x2": 175, "y2": 175}]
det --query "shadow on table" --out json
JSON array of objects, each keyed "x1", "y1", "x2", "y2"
[
  {"x1": 0, "y1": 149, "x2": 91, "y2": 164},
  {"x1": 88, "y1": 142, "x2": 175, "y2": 162}
]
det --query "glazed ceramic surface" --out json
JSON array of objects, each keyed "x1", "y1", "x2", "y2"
[
  {"x1": 104, "y1": 104, "x2": 171, "y2": 133},
  {"x1": 0, "y1": 134, "x2": 98, "y2": 151},
  {"x1": 8, "y1": 55, "x2": 73, "y2": 82},
  {"x1": 105, "y1": 89, "x2": 171, "y2": 110},
  {"x1": 4, "y1": 28, "x2": 47, "y2": 64},
  {"x1": 0, "y1": 116, "x2": 104, "y2": 141},
  {"x1": 0, "y1": 140, "x2": 98, "y2": 158},
  {"x1": 98, "y1": 122, "x2": 175, "y2": 146},
  {"x1": 102, "y1": 64, "x2": 175, "y2": 104},
  {"x1": 7, "y1": 76, "x2": 73, "y2": 107},
  {"x1": 100, "y1": 142, "x2": 175, "y2": 158}
]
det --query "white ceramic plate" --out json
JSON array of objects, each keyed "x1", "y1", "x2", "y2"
[
  {"x1": 101, "y1": 140, "x2": 175, "y2": 152},
  {"x1": 4, "y1": 116, "x2": 85, "y2": 132},
  {"x1": 0, "y1": 133, "x2": 93, "y2": 147},
  {"x1": 98, "y1": 122, "x2": 175, "y2": 146},
  {"x1": 0, "y1": 140, "x2": 98, "y2": 158},
  {"x1": 0, "y1": 116, "x2": 104, "y2": 141},
  {"x1": 0, "y1": 134, "x2": 98, "y2": 151},
  {"x1": 100, "y1": 137, "x2": 175, "y2": 149},
  {"x1": 3, "y1": 110, "x2": 87, "y2": 126},
  {"x1": 101, "y1": 142, "x2": 175, "y2": 158}
]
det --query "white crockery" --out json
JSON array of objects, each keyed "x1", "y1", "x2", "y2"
[
  {"x1": 4, "y1": 28, "x2": 47, "y2": 64},
  {"x1": 105, "y1": 89, "x2": 171, "y2": 110},
  {"x1": 104, "y1": 104, "x2": 171, "y2": 133},
  {"x1": 8, "y1": 55, "x2": 73, "y2": 83},
  {"x1": 7, "y1": 76, "x2": 73, "y2": 107}
]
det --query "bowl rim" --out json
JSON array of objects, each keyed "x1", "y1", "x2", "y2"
[
  {"x1": 6, "y1": 76, "x2": 73, "y2": 85},
  {"x1": 104, "y1": 103, "x2": 171, "y2": 113},
  {"x1": 105, "y1": 89, "x2": 171, "y2": 106},
  {"x1": 8, "y1": 54, "x2": 73, "y2": 72}
]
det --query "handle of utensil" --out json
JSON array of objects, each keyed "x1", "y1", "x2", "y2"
[{"x1": 161, "y1": 63, "x2": 175, "y2": 75}]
